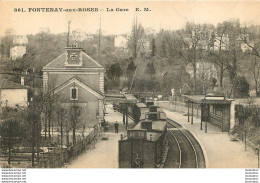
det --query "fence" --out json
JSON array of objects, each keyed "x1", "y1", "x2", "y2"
[
  {"x1": 37, "y1": 128, "x2": 98, "y2": 168},
  {"x1": 0, "y1": 128, "x2": 99, "y2": 168},
  {"x1": 155, "y1": 100, "x2": 202, "y2": 118}
]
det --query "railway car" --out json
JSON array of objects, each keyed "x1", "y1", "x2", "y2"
[
  {"x1": 128, "y1": 102, "x2": 149, "y2": 122},
  {"x1": 118, "y1": 106, "x2": 167, "y2": 168}
]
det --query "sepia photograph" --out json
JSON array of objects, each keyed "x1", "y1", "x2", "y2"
[{"x1": 0, "y1": 1, "x2": 259, "y2": 176}]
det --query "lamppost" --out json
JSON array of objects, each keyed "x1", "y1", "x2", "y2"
[
  {"x1": 255, "y1": 147, "x2": 259, "y2": 168},
  {"x1": 197, "y1": 105, "x2": 199, "y2": 119},
  {"x1": 243, "y1": 131, "x2": 247, "y2": 151},
  {"x1": 205, "y1": 104, "x2": 208, "y2": 133},
  {"x1": 200, "y1": 104, "x2": 203, "y2": 130}
]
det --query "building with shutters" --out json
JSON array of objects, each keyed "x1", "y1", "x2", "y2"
[{"x1": 42, "y1": 44, "x2": 105, "y2": 128}]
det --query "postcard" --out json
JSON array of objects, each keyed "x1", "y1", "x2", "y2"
[{"x1": 0, "y1": 1, "x2": 259, "y2": 182}]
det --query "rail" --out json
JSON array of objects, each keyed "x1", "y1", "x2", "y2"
[
  {"x1": 167, "y1": 118, "x2": 199, "y2": 168},
  {"x1": 168, "y1": 129, "x2": 182, "y2": 168}
]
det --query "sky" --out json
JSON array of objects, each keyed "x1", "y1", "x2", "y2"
[{"x1": 1, "y1": 1, "x2": 260, "y2": 36}]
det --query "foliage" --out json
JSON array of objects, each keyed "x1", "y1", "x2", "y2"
[
  {"x1": 107, "y1": 62, "x2": 122, "y2": 79},
  {"x1": 151, "y1": 38, "x2": 156, "y2": 57},
  {"x1": 70, "y1": 105, "x2": 81, "y2": 145},
  {"x1": 145, "y1": 62, "x2": 155, "y2": 76},
  {"x1": 0, "y1": 110, "x2": 24, "y2": 165},
  {"x1": 233, "y1": 76, "x2": 250, "y2": 98},
  {"x1": 128, "y1": 20, "x2": 145, "y2": 58}
]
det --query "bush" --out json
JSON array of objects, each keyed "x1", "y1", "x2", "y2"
[{"x1": 233, "y1": 76, "x2": 250, "y2": 98}]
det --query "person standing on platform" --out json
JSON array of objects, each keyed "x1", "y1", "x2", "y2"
[{"x1": 114, "y1": 121, "x2": 119, "y2": 133}]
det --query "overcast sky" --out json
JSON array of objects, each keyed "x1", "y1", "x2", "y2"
[{"x1": 1, "y1": 1, "x2": 260, "y2": 36}]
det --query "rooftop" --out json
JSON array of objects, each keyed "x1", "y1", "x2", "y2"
[
  {"x1": 43, "y1": 51, "x2": 103, "y2": 70},
  {"x1": 183, "y1": 95, "x2": 232, "y2": 104},
  {"x1": 0, "y1": 80, "x2": 28, "y2": 89}
]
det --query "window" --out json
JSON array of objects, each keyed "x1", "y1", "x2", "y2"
[{"x1": 70, "y1": 87, "x2": 78, "y2": 100}]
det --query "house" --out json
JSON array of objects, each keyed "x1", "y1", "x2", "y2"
[
  {"x1": 10, "y1": 46, "x2": 26, "y2": 60},
  {"x1": 13, "y1": 35, "x2": 28, "y2": 45},
  {"x1": 186, "y1": 62, "x2": 218, "y2": 80},
  {"x1": 214, "y1": 36, "x2": 229, "y2": 50},
  {"x1": 241, "y1": 42, "x2": 254, "y2": 53},
  {"x1": 0, "y1": 79, "x2": 28, "y2": 108},
  {"x1": 114, "y1": 35, "x2": 128, "y2": 49},
  {"x1": 38, "y1": 27, "x2": 50, "y2": 34},
  {"x1": 196, "y1": 62, "x2": 218, "y2": 80},
  {"x1": 42, "y1": 44, "x2": 105, "y2": 128}
]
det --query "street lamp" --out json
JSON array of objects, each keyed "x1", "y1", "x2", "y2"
[
  {"x1": 255, "y1": 147, "x2": 259, "y2": 168},
  {"x1": 243, "y1": 131, "x2": 247, "y2": 151},
  {"x1": 205, "y1": 104, "x2": 208, "y2": 133},
  {"x1": 197, "y1": 105, "x2": 199, "y2": 119}
]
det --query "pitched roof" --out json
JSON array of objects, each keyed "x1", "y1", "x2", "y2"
[
  {"x1": 53, "y1": 76, "x2": 103, "y2": 99},
  {"x1": 0, "y1": 79, "x2": 28, "y2": 89},
  {"x1": 43, "y1": 51, "x2": 103, "y2": 69}
]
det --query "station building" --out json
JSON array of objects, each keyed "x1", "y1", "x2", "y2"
[{"x1": 42, "y1": 45, "x2": 105, "y2": 128}]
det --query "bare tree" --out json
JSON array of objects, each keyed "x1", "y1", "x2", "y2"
[
  {"x1": 70, "y1": 105, "x2": 81, "y2": 145},
  {"x1": 25, "y1": 98, "x2": 42, "y2": 168},
  {"x1": 42, "y1": 80, "x2": 60, "y2": 140},
  {"x1": 251, "y1": 56, "x2": 260, "y2": 95},
  {"x1": 204, "y1": 22, "x2": 228, "y2": 88},
  {"x1": 128, "y1": 16, "x2": 144, "y2": 58},
  {"x1": 177, "y1": 22, "x2": 204, "y2": 94}
]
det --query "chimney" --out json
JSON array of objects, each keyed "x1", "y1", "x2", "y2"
[{"x1": 21, "y1": 76, "x2": 24, "y2": 85}]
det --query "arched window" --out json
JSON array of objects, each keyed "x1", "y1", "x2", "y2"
[{"x1": 70, "y1": 87, "x2": 78, "y2": 100}]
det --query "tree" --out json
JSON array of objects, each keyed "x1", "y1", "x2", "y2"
[
  {"x1": 145, "y1": 62, "x2": 155, "y2": 76},
  {"x1": 0, "y1": 35, "x2": 13, "y2": 58},
  {"x1": 160, "y1": 39, "x2": 167, "y2": 57},
  {"x1": 204, "y1": 20, "x2": 243, "y2": 94},
  {"x1": 126, "y1": 57, "x2": 136, "y2": 89},
  {"x1": 42, "y1": 80, "x2": 60, "y2": 140},
  {"x1": 0, "y1": 108, "x2": 24, "y2": 167},
  {"x1": 70, "y1": 105, "x2": 81, "y2": 145},
  {"x1": 151, "y1": 38, "x2": 156, "y2": 57},
  {"x1": 240, "y1": 26, "x2": 260, "y2": 59},
  {"x1": 233, "y1": 76, "x2": 250, "y2": 98},
  {"x1": 252, "y1": 57, "x2": 260, "y2": 95},
  {"x1": 107, "y1": 62, "x2": 122, "y2": 88},
  {"x1": 56, "y1": 107, "x2": 68, "y2": 163},
  {"x1": 205, "y1": 22, "x2": 228, "y2": 88},
  {"x1": 225, "y1": 45, "x2": 244, "y2": 95},
  {"x1": 143, "y1": 61, "x2": 156, "y2": 91},
  {"x1": 25, "y1": 102, "x2": 42, "y2": 167},
  {"x1": 177, "y1": 22, "x2": 204, "y2": 94},
  {"x1": 128, "y1": 17, "x2": 144, "y2": 58}
]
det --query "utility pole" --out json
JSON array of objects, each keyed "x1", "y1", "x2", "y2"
[{"x1": 67, "y1": 21, "x2": 71, "y2": 47}]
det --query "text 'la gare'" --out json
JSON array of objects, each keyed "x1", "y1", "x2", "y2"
[{"x1": 106, "y1": 8, "x2": 129, "y2": 12}]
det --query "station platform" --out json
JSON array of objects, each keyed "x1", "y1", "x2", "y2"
[
  {"x1": 66, "y1": 103, "x2": 135, "y2": 168},
  {"x1": 165, "y1": 109, "x2": 258, "y2": 168}
]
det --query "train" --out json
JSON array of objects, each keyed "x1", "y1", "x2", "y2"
[
  {"x1": 113, "y1": 97, "x2": 159, "y2": 123},
  {"x1": 118, "y1": 104, "x2": 167, "y2": 168}
]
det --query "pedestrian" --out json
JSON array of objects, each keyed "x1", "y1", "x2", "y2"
[{"x1": 114, "y1": 121, "x2": 119, "y2": 133}]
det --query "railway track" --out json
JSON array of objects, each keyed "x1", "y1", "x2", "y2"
[{"x1": 165, "y1": 118, "x2": 206, "y2": 168}]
